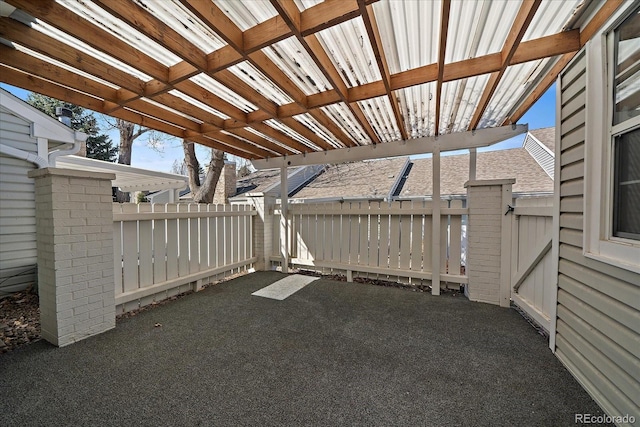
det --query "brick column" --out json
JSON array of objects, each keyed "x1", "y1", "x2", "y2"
[
  {"x1": 464, "y1": 179, "x2": 514, "y2": 307},
  {"x1": 246, "y1": 193, "x2": 275, "y2": 271},
  {"x1": 28, "y1": 168, "x2": 116, "y2": 347}
]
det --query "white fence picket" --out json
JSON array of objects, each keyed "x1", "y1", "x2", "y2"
[
  {"x1": 113, "y1": 202, "x2": 256, "y2": 313},
  {"x1": 152, "y1": 204, "x2": 167, "y2": 284}
]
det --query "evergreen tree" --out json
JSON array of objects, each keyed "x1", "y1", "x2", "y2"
[
  {"x1": 86, "y1": 134, "x2": 118, "y2": 162},
  {"x1": 26, "y1": 93, "x2": 117, "y2": 162}
]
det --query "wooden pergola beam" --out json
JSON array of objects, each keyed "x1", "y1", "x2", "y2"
[
  {"x1": 184, "y1": 0, "x2": 356, "y2": 149},
  {"x1": 271, "y1": 0, "x2": 380, "y2": 144},
  {"x1": 468, "y1": 0, "x2": 541, "y2": 130},
  {"x1": 505, "y1": 0, "x2": 624, "y2": 125},
  {"x1": 435, "y1": 0, "x2": 451, "y2": 136},
  {"x1": 358, "y1": 1, "x2": 408, "y2": 140}
]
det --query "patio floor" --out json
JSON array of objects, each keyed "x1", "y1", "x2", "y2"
[{"x1": 1, "y1": 272, "x2": 608, "y2": 426}]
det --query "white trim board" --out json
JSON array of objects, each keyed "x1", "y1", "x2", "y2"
[{"x1": 252, "y1": 274, "x2": 319, "y2": 300}]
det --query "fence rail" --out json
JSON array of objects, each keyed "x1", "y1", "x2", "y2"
[
  {"x1": 272, "y1": 200, "x2": 468, "y2": 286},
  {"x1": 113, "y1": 203, "x2": 255, "y2": 312}
]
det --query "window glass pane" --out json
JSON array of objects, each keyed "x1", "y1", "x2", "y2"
[
  {"x1": 613, "y1": 127, "x2": 640, "y2": 240},
  {"x1": 613, "y1": 7, "x2": 640, "y2": 126}
]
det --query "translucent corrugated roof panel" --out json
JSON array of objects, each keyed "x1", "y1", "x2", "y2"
[
  {"x1": 446, "y1": 0, "x2": 519, "y2": 63},
  {"x1": 481, "y1": 60, "x2": 549, "y2": 128},
  {"x1": 373, "y1": 0, "x2": 442, "y2": 74},
  {"x1": 59, "y1": 0, "x2": 182, "y2": 67},
  {"x1": 32, "y1": 19, "x2": 152, "y2": 82},
  {"x1": 397, "y1": 82, "x2": 437, "y2": 138},
  {"x1": 140, "y1": 97, "x2": 203, "y2": 124},
  {"x1": 213, "y1": 0, "x2": 278, "y2": 31},
  {"x1": 321, "y1": 103, "x2": 371, "y2": 146},
  {"x1": 168, "y1": 90, "x2": 230, "y2": 120},
  {"x1": 291, "y1": 114, "x2": 345, "y2": 149},
  {"x1": 521, "y1": 0, "x2": 582, "y2": 41},
  {"x1": 262, "y1": 37, "x2": 333, "y2": 96},
  {"x1": 357, "y1": 96, "x2": 401, "y2": 143},
  {"x1": 439, "y1": 75, "x2": 491, "y2": 133},
  {"x1": 246, "y1": 127, "x2": 302, "y2": 154},
  {"x1": 265, "y1": 119, "x2": 321, "y2": 151},
  {"x1": 315, "y1": 17, "x2": 381, "y2": 87},
  {"x1": 189, "y1": 73, "x2": 258, "y2": 113},
  {"x1": 228, "y1": 61, "x2": 294, "y2": 106},
  {"x1": 132, "y1": 0, "x2": 226, "y2": 55},
  {"x1": 293, "y1": 0, "x2": 323, "y2": 12}
]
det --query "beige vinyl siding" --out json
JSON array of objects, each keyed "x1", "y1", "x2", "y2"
[
  {"x1": 556, "y1": 51, "x2": 640, "y2": 421},
  {"x1": 0, "y1": 106, "x2": 38, "y2": 292}
]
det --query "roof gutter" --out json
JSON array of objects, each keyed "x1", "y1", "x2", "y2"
[
  {"x1": 48, "y1": 131, "x2": 87, "y2": 167},
  {"x1": 0, "y1": 143, "x2": 48, "y2": 168}
]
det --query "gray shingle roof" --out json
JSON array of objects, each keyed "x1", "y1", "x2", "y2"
[
  {"x1": 399, "y1": 148, "x2": 553, "y2": 197},
  {"x1": 529, "y1": 127, "x2": 555, "y2": 152},
  {"x1": 292, "y1": 157, "x2": 409, "y2": 200},
  {"x1": 234, "y1": 169, "x2": 281, "y2": 196}
]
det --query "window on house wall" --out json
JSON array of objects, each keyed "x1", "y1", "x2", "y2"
[
  {"x1": 583, "y1": 2, "x2": 640, "y2": 273},
  {"x1": 611, "y1": 9, "x2": 639, "y2": 241}
]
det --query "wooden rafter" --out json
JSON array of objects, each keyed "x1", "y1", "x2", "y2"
[
  {"x1": 468, "y1": 0, "x2": 541, "y2": 131},
  {"x1": 272, "y1": 0, "x2": 380, "y2": 144},
  {"x1": 435, "y1": 0, "x2": 451, "y2": 136},
  {"x1": 180, "y1": 0, "x2": 356, "y2": 149},
  {"x1": 505, "y1": 0, "x2": 624, "y2": 125},
  {"x1": 358, "y1": 1, "x2": 408, "y2": 140}
]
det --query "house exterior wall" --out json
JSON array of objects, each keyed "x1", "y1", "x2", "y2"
[
  {"x1": 556, "y1": 48, "x2": 639, "y2": 421},
  {"x1": 0, "y1": 106, "x2": 38, "y2": 293}
]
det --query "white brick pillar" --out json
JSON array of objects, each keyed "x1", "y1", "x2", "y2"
[
  {"x1": 464, "y1": 179, "x2": 514, "y2": 307},
  {"x1": 28, "y1": 168, "x2": 116, "y2": 347},
  {"x1": 247, "y1": 193, "x2": 275, "y2": 271}
]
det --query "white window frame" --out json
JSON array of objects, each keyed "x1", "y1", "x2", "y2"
[{"x1": 584, "y1": 3, "x2": 640, "y2": 274}]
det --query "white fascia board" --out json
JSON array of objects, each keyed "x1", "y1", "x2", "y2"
[{"x1": 251, "y1": 124, "x2": 528, "y2": 170}]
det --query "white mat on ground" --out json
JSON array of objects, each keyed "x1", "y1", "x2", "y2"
[{"x1": 252, "y1": 274, "x2": 319, "y2": 300}]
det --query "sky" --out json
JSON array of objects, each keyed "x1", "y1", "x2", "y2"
[{"x1": 1, "y1": 81, "x2": 556, "y2": 170}]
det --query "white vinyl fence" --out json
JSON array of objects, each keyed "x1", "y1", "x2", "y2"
[
  {"x1": 510, "y1": 197, "x2": 555, "y2": 331},
  {"x1": 113, "y1": 203, "x2": 256, "y2": 313},
  {"x1": 273, "y1": 200, "x2": 468, "y2": 286}
]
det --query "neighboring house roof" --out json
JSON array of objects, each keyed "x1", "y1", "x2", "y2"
[
  {"x1": 234, "y1": 168, "x2": 282, "y2": 196},
  {"x1": 233, "y1": 165, "x2": 326, "y2": 198},
  {"x1": 292, "y1": 157, "x2": 409, "y2": 200},
  {"x1": 529, "y1": 127, "x2": 556, "y2": 152},
  {"x1": 56, "y1": 155, "x2": 188, "y2": 192},
  {"x1": 399, "y1": 148, "x2": 553, "y2": 197}
]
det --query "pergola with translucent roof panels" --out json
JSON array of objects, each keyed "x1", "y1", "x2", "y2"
[
  {"x1": 0, "y1": 0, "x2": 622, "y2": 283},
  {"x1": 1, "y1": 0, "x2": 620, "y2": 164}
]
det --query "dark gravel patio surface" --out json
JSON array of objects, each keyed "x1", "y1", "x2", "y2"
[{"x1": 0, "y1": 272, "x2": 608, "y2": 426}]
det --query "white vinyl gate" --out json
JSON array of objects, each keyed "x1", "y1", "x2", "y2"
[{"x1": 509, "y1": 197, "x2": 555, "y2": 332}]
